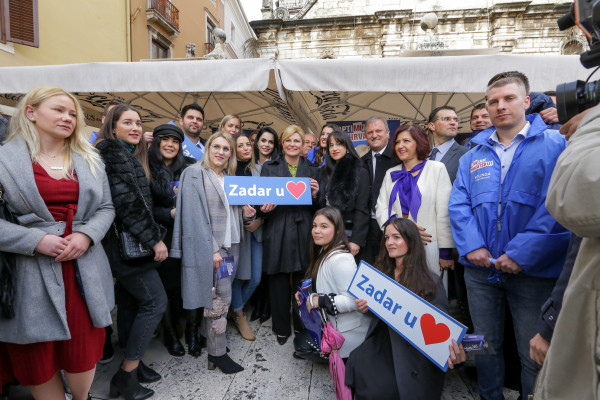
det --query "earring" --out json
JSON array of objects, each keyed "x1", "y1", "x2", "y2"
[{"x1": 30, "y1": 118, "x2": 35, "y2": 122}]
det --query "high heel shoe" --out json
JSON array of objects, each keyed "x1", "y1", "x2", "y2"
[
  {"x1": 234, "y1": 311, "x2": 256, "y2": 341},
  {"x1": 207, "y1": 354, "x2": 244, "y2": 374},
  {"x1": 137, "y1": 361, "x2": 161, "y2": 384},
  {"x1": 276, "y1": 335, "x2": 289, "y2": 345},
  {"x1": 109, "y1": 366, "x2": 154, "y2": 400}
]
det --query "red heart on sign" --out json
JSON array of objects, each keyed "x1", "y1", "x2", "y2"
[
  {"x1": 286, "y1": 181, "x2": 307, "y2": 200},
  {"x1": 420, "y1": 313, "x2": 450, "y2": 345}
]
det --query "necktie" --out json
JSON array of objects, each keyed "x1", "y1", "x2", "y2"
[{"x1": 430, "y1": 147, "x2": 440, "y2": 161}]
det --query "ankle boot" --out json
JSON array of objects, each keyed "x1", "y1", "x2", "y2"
[
  {"x1": 207, "y1": 354, "x2": 244, "y2": 374},
  {"x1": 185, "y1": 308, "x2": 202, "y2": 358},
  {"x1": 109, "y1": 366, "x2": 154, "y2": 400},
  {"x1": 234, "y1": 311, "x2": 256, "y2": 341},
  {"x1": 162, "y1": 304, "x2": 185, "y2": 357},
  {"x1": 137, "y1": 361, "x2": 161, "y2": 384}
]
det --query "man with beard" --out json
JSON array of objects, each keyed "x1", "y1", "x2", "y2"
[{"x1": 179, "y1": 103, "x2": 206, "y2": 160}]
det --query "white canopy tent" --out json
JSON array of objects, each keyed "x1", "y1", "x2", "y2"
[
  {"x1": 276, "y1": 55, "x2": 592, "y2": 134},
  {"x1": 0, "y1": 55, "x2": 592, "y2": 135}
]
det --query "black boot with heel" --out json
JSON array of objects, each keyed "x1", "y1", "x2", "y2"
[
  {"x1": 207, "y1": 354, "x2": 244, "y2": 374},
  {"x1": 185, "y1": 308, "x2": 203, "y2": 357},
  {"x1": 109, "y1": 366, "x2": 154, "y2": 400},
  {"x1": 162, "y1": 302, "x2": 185, "y2": 357}
]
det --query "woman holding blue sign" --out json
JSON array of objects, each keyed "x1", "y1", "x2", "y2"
[
  {"x1": 346, "y1": 218, "x2": 465, "y2": 399},
  {"x1": 171, "y1": 131, "x2": 256, "y2": 374},
  {"x1": 295, "y1": 207, "x2": 371, "y2": 358},
  {"x1": 260, "y1": 125, "x2": 320, "y2": 345},
  {"x1": 375, "y1": 124, "x2": 454, "y2": 292},
  {"x1": 317, "y1": 129, "x2": 370, "y2": 258}
]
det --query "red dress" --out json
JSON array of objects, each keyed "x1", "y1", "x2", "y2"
[{"x1": 0, "y1": 164, "x2": 105, "y2": 386}]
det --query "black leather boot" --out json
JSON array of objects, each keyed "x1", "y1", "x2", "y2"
[
  {"x1": 109, "y1": 366, "x2": 154, "y2": 400},
  {"x1": 185, "y1": 308, "x2": 202, "y2": 358},
  {"x1": 207, "y1": 354, "x2": 244, "y2": 374},
  {"x1": 137, "y1": 360, "x2": 161, "y2": 384},
  {"x1": 162, "y1": 303, "x2": 185, "y2": 357}
]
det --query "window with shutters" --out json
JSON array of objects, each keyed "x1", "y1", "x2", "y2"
[{"x1": 0, "y1": 0, "x2": 39, "y2": 47}]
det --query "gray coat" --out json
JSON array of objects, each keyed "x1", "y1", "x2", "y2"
[
  {"x1": 0, "y1": 136, "x2": 115, "y2": 344},
  {"x1": 171, "y1": 164, "x2": 245, "y2": 310},
  {"x1": 439, "y1": 140, "x2": 469, "y2": 183}
]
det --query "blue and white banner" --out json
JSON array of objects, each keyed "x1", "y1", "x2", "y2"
[
  {"x1": 224, "y1": 176, "x2": 312, "y2": 205},
  {"x1": 348, "y1": 261, "x2": 467, "y2": 371}
]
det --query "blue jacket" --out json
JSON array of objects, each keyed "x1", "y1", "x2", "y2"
[{"x1": 449, "y1": 114, "x2": 570, "y2": 278}]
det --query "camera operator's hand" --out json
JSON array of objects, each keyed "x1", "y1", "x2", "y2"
[
  {"x1": 560, "y1": 107, "x2": 595, "y2": 140},
  {"x1": 540, "y1": 107, "x2": 559, "y2": 124}
]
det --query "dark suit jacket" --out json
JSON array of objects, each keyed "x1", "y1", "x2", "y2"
[
  {"x1": 361, "y1": 144, "x2": 398, "y2": 215},
  {"x1": 439, "y1": 140, "x2": 469, "y2": 184}
]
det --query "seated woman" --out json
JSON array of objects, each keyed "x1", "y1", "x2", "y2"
[
  {"x1": 295, "y1": 207, "x2": 371, "y2": 359},
  {"x1": 346, "y1": 218, "x2": 465, "y2": 400},
  {"x1": 375, "y1": 123, "x2": 454, "y2": 291}
]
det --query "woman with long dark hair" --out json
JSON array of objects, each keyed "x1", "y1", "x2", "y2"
[
  {"x1": 248, "y1": 127, "x2": 279, "y2": 323},
  {"x1": 171, "y1": 132, "x2": 256, "y2": 374},
  {"x1": 295, "y1": 207, "x2": 371, "y2": 359},
  {"x1": 260, "y1": 125, "x2": 319, "y2": 345},
  {"x1": 95, "y1": 104, "x2": 168, "y2": 400},
  {"x1": 318, "y1": 129, "x2": 370, "y2": 257},
  {"x1": 346, "y1": 218, "x2": 465, "y2": 399},
  {"x1": 0, "y1": 86, "x2": 114, "y2": 400},
  {"x1": 375, "y1": 123, "x2": 454, "y2": 291},
  {"x1": 306, "y1": 123, "x2": 338, "y2": 167},
  {"x1": 147, "y1": 124, "x2": 195, "y2": 357}
]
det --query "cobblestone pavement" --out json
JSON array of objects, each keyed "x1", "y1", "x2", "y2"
[{"x1": 5, "y1": 316, "x2": 519, "y2": 400}]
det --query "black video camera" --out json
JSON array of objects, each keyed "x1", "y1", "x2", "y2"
[{"x1": 556, "y1": 1, "x2": 600, "y2": 123}]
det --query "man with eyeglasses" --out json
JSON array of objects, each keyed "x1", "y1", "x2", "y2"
[{"x1": 428, "y1": 106, "x2": 468, "y2": 183}]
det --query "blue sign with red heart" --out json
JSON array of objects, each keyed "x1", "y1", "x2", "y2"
[
  {"x1": 348, "y1": 261, "x2": 467, "y2": 371},
  {"x1": 224, "y1": 176, "x2": 313, "y2": 205}
]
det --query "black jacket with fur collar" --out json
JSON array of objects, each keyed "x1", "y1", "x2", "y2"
[
  {"x1": 318, "y1": 155, "x2": 371, "y2": 247},
  {"x1": 97, "y1": 139, "x2": 164, "y2": 277}
]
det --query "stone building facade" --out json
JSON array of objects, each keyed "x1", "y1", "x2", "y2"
[{"x1": 251, "y1": 0, "x2": 586, "y2": 59}]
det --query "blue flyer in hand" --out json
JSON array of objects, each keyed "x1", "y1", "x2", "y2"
[{"x1": 215, "y1": 256, "x2": 236, "y2": 280}]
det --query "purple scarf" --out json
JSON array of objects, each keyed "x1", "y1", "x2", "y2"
[{"x1": 388, "y1": 160, "x2": 427, "y2": 221}]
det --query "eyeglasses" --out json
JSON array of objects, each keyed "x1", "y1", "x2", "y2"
[{"x1": 436, "y1": 116, "x2": 461, "y2": 124}]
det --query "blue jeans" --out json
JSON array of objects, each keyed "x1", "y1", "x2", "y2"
[
  {"x1": 464, "y1": 267, "x2": 556, "y2": 400},
  {"x1": 231, "y1": 235, "x2": 263, "y2": 312}
]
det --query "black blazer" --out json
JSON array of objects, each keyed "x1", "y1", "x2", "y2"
[
  {"x1": 361, "y1": 144, "x2": 398, "y2": 215},
  {"x1": 439, "y1": 140, "x2": 469, "y2": 184}
]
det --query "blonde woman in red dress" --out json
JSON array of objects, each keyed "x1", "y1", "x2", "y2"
[{"x1": 0, "y1": 86, "x2": 115, "y2": 400}]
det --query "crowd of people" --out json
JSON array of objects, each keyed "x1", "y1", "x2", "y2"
[{"x1": 0, "y1": 68, "x2": 590, "y2": 400}]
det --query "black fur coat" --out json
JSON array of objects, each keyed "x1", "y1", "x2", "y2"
[
  {"x1": 96, "y1": 139, "x2": 164, "y2": 277},
  {"x1": 148, "y1": 156, "x2": 193, "y2": 248},
  {"x1": 319, "y1": 155, "x2": 371, "y2": 247}
]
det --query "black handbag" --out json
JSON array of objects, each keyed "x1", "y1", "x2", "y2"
[
  {"x1": 114, "y1": 224, "x2": 154, "y2": 260},
  {"x1": 114, "y1": 158, "x2": 155, "y2": 261},
  {"x1": 0, "y1": 183, "x2": 17, "y2": 319}
]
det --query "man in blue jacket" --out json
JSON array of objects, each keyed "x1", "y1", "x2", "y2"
[{"x1": 449, "y1": 71, "x2": 570, "y2": 400}]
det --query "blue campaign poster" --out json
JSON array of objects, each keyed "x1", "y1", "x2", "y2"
[
  {"x1": 332, "y1": 120, "x2": 401, "y2": 148},
  {"x1": 224, "y1": 176, "x2": 313, "y2": 205}
]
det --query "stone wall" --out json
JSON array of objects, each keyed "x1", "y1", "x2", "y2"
[{"x1": 251, "y1": 1, "x2": 587, "y2": 59}]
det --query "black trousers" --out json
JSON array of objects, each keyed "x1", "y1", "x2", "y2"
[
  {"x1": 268, "y1": 271, "x2": 304, "y2": 337},
  {"x1": 357, "y1": 218, "x2": 383, "y2": 266}
]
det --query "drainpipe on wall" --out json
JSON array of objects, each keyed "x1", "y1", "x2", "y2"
[{"x1": 126, "y1": 0, "x2": 132, "y2": 61}]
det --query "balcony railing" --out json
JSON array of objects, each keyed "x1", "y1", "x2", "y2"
[{"x1": 147, "y1": 0, "x2": 180, "y2": 34}]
